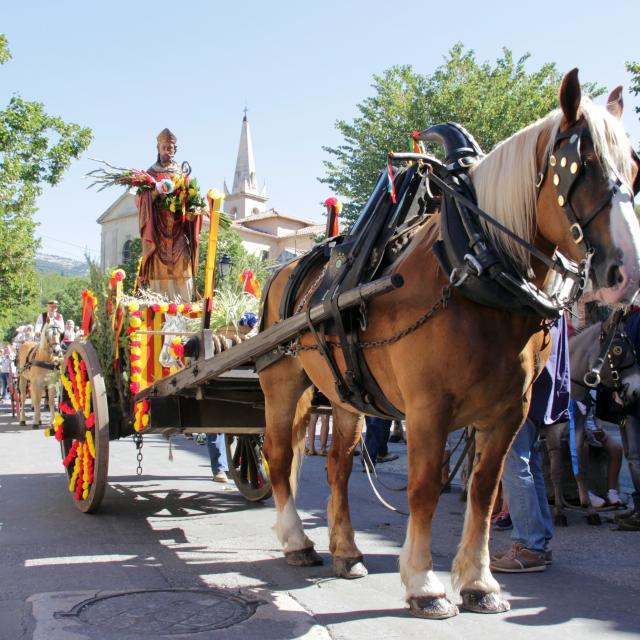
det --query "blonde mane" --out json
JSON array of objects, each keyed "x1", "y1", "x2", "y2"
[{"x1": 469, "y1": 99, "x2": 634, "y2": 273}]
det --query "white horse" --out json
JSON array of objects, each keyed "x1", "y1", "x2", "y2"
[{"x1": 17, "y1": 322, "x2": 63, "y2": 428}]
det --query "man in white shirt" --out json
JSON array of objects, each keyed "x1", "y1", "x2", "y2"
[{"x1": 35, "y1": 300, "x2": 64, "y2": 337}]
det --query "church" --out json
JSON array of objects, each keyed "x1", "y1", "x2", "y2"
[{"x1": 97, "y1": 114, "x2": 324, "y2": 270}]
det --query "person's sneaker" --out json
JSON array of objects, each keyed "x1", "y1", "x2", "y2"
[
  {"x1": 213, "y1": 471, "x2": 229, "y2": 483},
  {"x1": 614, "y1": 509, "x2": 635, "y2": 523},
  {"x1": 376, "y1": 453, "x2": 399, "y2": 464},
  {"x1": 616, "y1": 512, "x2": 640, "y2": 531},
  {"x1": 195, "y1": 433, "x2": 207, "y2": 446},
  {"x1": 606, "y1": 489, "x2": 625, "y2": 507},
  {"x1": 490, "y1": 543, "x2": 546, "y2": 573},
  {"x1": 493, "y1": 513, "x2": 513, "y2": 531},
  {"x1": 588, "y1": 491, "x2": 605, "y2": 508}
]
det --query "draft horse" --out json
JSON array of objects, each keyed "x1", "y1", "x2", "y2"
[
  {"x1": 17, "y1": 322, "x2": 63, "y2": 427},
  {"x1": 259, "y1": 70, "x2": 640, "y2": 618}
]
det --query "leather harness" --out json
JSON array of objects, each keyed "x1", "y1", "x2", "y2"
[{"x1": 258, "y1": 121, "x2": 630, "y2": 420}]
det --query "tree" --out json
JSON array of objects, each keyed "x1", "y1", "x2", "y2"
[
  {"x1": 0, "y1": 34, "x2": 92, "y2": 335},
  {"x1": 321, "y1": 44, "x2": 603, "y2": 226},
  {"x1": 626, "y1": 61, "x2": 640, "y2": 122},
  {"x1": 196, "y1": 227, "x2": 272, "y2": 295}
]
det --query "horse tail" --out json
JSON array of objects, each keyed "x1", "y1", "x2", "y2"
[{"x1": 289, "y1": 385, "x2": 314, "y2": 499}]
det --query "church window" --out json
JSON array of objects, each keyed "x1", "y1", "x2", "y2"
[
  {"x1": 252, "y1": 207, "x2": 260, "y2": 215},
  {"x1": 122, "y1": 238, "x2": 132, "y2": 263}
]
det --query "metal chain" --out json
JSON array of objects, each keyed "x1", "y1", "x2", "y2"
[
  {"x1": 133, "y1": 433, "x2": 143, "y2": 476},
  {"x1": 288, "y1": 285, "x2": 451, "y2": 354}
]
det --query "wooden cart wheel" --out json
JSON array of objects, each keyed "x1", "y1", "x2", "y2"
[
  {"x1": 226, "y1": 434, "x2": 272, "y2": 502},
  {"x1": 53, "y1": 341, "x2": 109, "y2": 513}
]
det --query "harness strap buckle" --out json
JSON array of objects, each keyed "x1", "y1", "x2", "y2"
[{"x1": 570, "y1": 223, "x2": 584, "y2": 245}]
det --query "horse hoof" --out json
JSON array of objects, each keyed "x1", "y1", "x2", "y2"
[
  {"x1": 333, "y1": 556, "x2": 368, "y2": 579},
  {"x1": 285, "y1": 547, "x2": 323, "y2": 567},
  {"x1": 461, "y1": 590, "x2": 510, "y2": 614},
  {"x1": 554, "y1": 513, "x2": 568, "y2": 527},
  {"x1": 408, "y1": 596, "x2": 459, "y2": 619},
  {"x1": 19, "y1": 421, "x2": 26, "y2": 426},
  {"x1": 586, "y1": 513, "x2": 602, "y2": 526}
]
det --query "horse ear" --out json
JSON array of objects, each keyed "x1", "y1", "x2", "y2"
[
  {"x1": 606, "y1": 86, "x2": 624, "y2": 119},
  {"x1": 559, "y1": 68, "x2": 582, "y2": 125}
]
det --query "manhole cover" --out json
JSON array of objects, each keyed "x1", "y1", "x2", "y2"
[{"x1": 55, "y1": 589, "x2": 263, "y2": 636}]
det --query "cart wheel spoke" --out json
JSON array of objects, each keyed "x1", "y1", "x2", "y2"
[{"x1": 225, "y1": 434, "x2": 271, "y2": 502}]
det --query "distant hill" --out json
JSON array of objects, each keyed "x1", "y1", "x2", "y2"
[{"x1": 34, "y1": 253, "x2": 89, "y2": 277}]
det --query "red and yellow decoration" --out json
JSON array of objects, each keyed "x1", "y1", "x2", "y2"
[
  {"x1": 129, "y1": 301, "x2": 201, "y2": 394},
  {"x1": 81, "y1": 289, "x2": 98, "y2": 336},
  {"x1": 45, "y1": 352, "x2": 96, "y2": 502},
  {"x1": 133, "y1": 399, "x2": 150, "y2": 432},
  {"x1": 240, "y1": 269, "x2": 261, "y2": 298}
]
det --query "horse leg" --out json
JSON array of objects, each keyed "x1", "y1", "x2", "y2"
[
  {"x1": 262, "y1": 362, "x2": 320, "y2": 566},
  {"x1": 326, "y1": 405, "x2": 367, "y2": 579},
  {"x1": 31, "y1": 382, "x2": 42, "y2": 428},
  {"x1": 574, "y1": 412, "x2": 601, "y2": 525},
  {"x1": 545, "y1": 421, "x2": 568, "y2": 526},
  {"x1": 452, "y1": 423, "x2": 516, "y2": 614},
  {"x1": 18, "y1": 376, "x2": 27, "y2": 425},
  {"x1": 400, "y1": 406, "x2": 458, "y2": 619},
  {"x1": 47, "y1": 383, "x2": 56, "y2": 422}
]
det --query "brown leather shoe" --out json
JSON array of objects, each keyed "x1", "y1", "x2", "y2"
[{"x1": 490, "y1": 543, "x2": 547, "y2": 573}]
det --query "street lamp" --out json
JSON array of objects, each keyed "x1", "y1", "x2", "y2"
[{"x1": 219, "y1": 253, "x2": 232, "y2": 280}]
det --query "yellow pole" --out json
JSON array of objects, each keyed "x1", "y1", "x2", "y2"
[{"x1": 204, "y1": 189, "x2": 225, "y2": 322}]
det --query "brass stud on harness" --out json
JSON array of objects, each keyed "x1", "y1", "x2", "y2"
[
  {"x1": 553, "y1": 174, "x2": 560, "y2": 186},
  {"x1": 561, "y1": 157, "x2": 567, "y2": 168},
  {"x1": 570, "y1": 161, "x2": 579, "y2": 174},
  {"x1": 550, "y1": 155, "x2": 557, "y2": 167},
  {"x1": 558, "y1": 194, "x2": 565, "y2": 207}
]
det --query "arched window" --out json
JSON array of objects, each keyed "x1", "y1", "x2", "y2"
[
  {"x1": 231, "y1": 207, "x2": 238, "y2": 218},
  {"x1": 122, "y1": 239, "x2": 132, "y2": 263},
  {"x1": 252, "y1": 207, "x2": 260, "y2": 215}
]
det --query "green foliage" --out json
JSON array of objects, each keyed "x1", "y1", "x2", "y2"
[
  {"x1": 321, "y1": 44, "x2": 604, "y2": 225},
  {"x1": 0, "y1": 34, "x2": 11, "y2": 64},
  {"x1": 0, "y1": 33, "x2": 92, "y2": 337},
  {"x1": 35, "y1": 272, "x2": 90, "y2": 325},
  {"x1": 626, "y1": 61, "x2": 640, "y2": 120},
  {"x1": 118, "y1": 237, "x2": 143, "y2": 294},
  {"x1": 196, "y1": 227, "x2": 273, "y2": 295}
]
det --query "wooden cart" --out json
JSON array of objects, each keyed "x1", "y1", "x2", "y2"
[{"x1": 48, "y1": 274, "x2": 401, "y2": 513}]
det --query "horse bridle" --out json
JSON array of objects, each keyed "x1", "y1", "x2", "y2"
[
  {"x1": 582, "y1": 308, "x2": 637, "y2": 396},
  {"x1": 537, "y1": 125, "x2": 639, "y2": 252}
]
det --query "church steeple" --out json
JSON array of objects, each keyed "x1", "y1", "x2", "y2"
[{"x1": 224, "y1": 110, "x2": 268, "y2": 220}]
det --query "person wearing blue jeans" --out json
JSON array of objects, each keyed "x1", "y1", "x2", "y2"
[
  {"x1": 207, "y1": 434, "x2": 229, "y2": 483},
  {"x1": 491, "y1": 315, "x2": 570, "y2": 572},
  {"x1": 362, "y1": 416, "x2": 398, "y2": 470}
]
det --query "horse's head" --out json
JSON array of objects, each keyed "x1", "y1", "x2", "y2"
[
  {"x1": 536, "y1": 69, "x2": 640, "y2": 304},
  {"x1": 42, "y1": 321, "x2": 63, "y2": 358},
  {"x1": 571, "y1": 312, "x2": 640, "y2": 408}
]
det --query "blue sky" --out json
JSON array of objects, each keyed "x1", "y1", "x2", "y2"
[{"x1": 2, "y1": 0, "x2": 640, "y2": 262}]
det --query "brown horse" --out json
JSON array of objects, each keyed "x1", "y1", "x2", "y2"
[
  {"x1": 17, "y1": 322, "x2": 63, "y2": 427},
  {"x1": 259, "y1": 70, "x2": 640, "y2": 618}
]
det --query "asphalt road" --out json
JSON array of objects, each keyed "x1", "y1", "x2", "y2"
[{"x1": 1, "y1": 405, "x2": 638, "y2": 639}]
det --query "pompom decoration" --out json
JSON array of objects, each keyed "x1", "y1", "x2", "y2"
[{"x1": 155, "y1": 178, "x2": 175, "y2": 195}]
